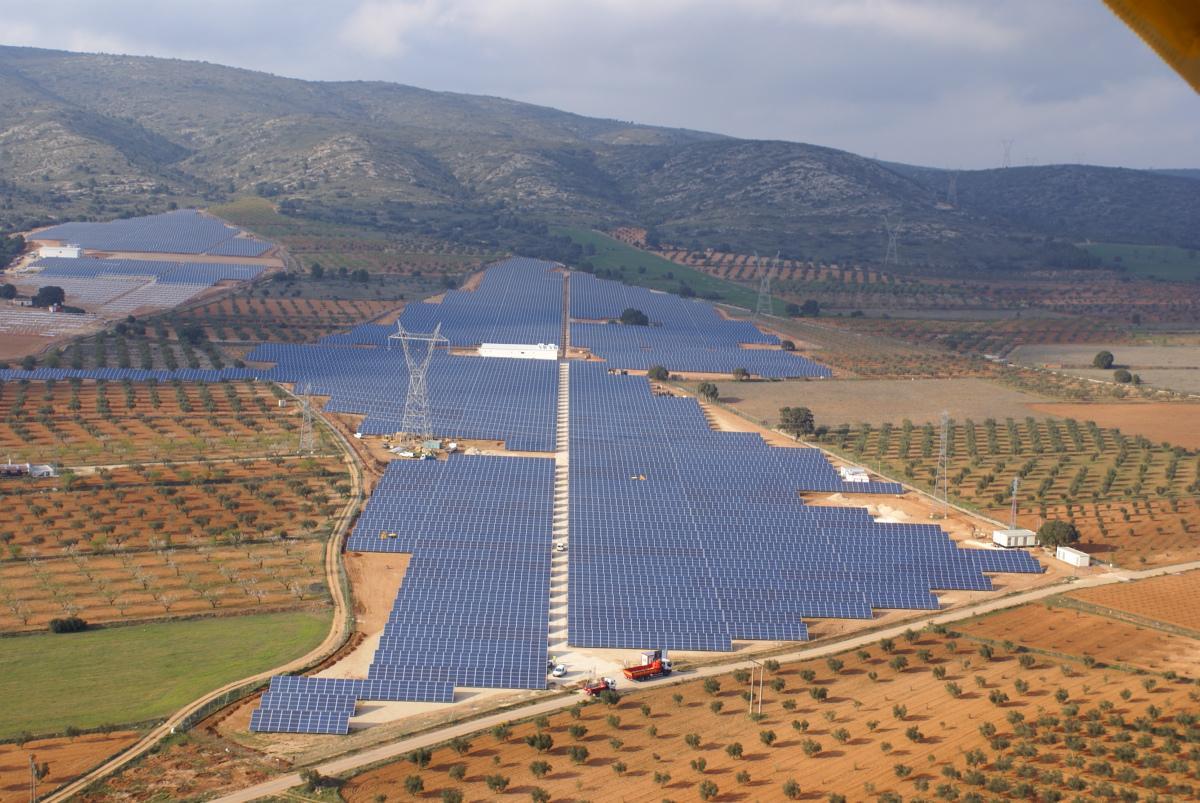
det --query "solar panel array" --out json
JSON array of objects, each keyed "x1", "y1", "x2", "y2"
[
  {"x1": 250, "y1": 456, "x2": 553, "y2": 733},
  {"x1": 567, "y1": 363, "x2": 1041, "y2": 651},
  {"x1": 569, "y1": 272, "x2": 830, "y2": 378},
  {"x1": 324, "y1": 257, "x2": 563, "y2": 348},
  {"x1": 244, "y1": 344, "x2": 559, "y2": 452},
  {"x1": 34, "y1": 256, "x2": 265, "y2": 284},
  {"x1": 33, "y1": 210, "x2": 272, "y2": 256},
  {"x1": 0, "y1": 254, "x2": 1047, "y2": 737}
]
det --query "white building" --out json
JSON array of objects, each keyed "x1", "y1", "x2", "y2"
[
  {"x1": 992, "y1": 528, "x2": 1037, "y2": 548},
  {"x1": 38, "y1": 244, "x2": 82, "y2": 259},
  {"x1": 838, "y1": 466, "x2": 871, "y2": 483},
  {"x1": 478, "y1": 343, "x2": 558, "y2": 360},
  {"x1": 1055, "y1": 545, "x2": 1091, "y2": 568}
]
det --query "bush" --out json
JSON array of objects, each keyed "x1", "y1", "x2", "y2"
[
  {"x1": 49, "y1": 616, "x2": 88, "y2": 634},
  {"x1": 779, "y1": 406, "x2": 815, "y2": 436},
  {"x1": 647, "y1": 365, "x2": 669, "y2": 381},
  {"x1": 1093, "y1": 351, "x2": 1114, "y2": 369},
  {"x1": 783, "y1": 779, "x2": 803, "y2": 799},
  {"x1": 619, "y1": 308, "x2": 649, "y2": 326},
  {"x1": 1037, "y1": 519, "x2": 1081, "y2": 547}
]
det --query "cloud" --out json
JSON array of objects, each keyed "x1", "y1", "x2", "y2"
[
  {"x1": 339, "y1": 0, "x2": 451, "y2": 57},
  {"x1": 0, "y1": 0, "x2": 1197, "y2": 168}
]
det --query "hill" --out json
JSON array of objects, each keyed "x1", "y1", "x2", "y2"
[{"x1": 1, "y1": 45, "x2": 1197, "y2": 274}]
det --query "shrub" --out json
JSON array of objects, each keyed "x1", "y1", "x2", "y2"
[
  {"x1": 525, "y1": 733, "x2": 553, "y2": 753},
  {"x1": 404, "y1": 775, "x2": 423, "y2": 794},
  {"x1": 1093, "y1": 351, "x2": 1114, "y2": 369},
  {"x1": 698, "y1": 779, "x2": 719, "y2": 800},
  {"x1": 529, "y1": 760, "x2": 551, "y2": 778},
  {"x1": 647, "y1": 365, "x2": 669, "y2": 381},
  {"x1": 484, "y1": 774, "x2": 509, "y2": 792},
  {"x1": 783, "y1": 779, "x2": 803, "y2": 799},
  {"x1": 49, "y1": 616, "x2": 88, "y2": 634},
  {"x1": 619, "y1": 308, "x2": 649, "y2": 326},
  {"x1": 1037, "y1": 519, "x2": 1080, "y2": 547}
]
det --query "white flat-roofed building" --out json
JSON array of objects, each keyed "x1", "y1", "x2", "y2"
[
  {"x1": 1056, "y1": 545, "x2": 1091, "y2": 567},
  {"x1": 992, "y1": 528, "x2": 1037, "y2": 548},
  {"x1": 478, "y1": 343, "x2": 558, "y2": 360},
  {"x1": 38, "y1": 244, "x2": 82, "y2": 259}
]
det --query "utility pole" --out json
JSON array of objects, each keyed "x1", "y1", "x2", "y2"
[
  {"x1": 754, "y1": 253, "x2": 775, "y2": 320},
  {"x1": 297, "y1": 382, "x2": 315, "y2": 455},
  {"x1": 934, "y1": 411, "x2": 950, "y2": 519},
  {"x1": 1010, "y1": 476, "x2": 1020, "y2": 529}
]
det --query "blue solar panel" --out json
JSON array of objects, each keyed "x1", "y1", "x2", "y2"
[
  {"x1": 34, "y1": 210, "x2": 272, "y2": 257},
  {"x1": 33, "y1": 256, "x2": 264, "y2": 285},
  {"x1": 0, "y1": 254, "x2": 1045, "y2": 736},
  {"x1": 566, "y1": 362, "x2": 1041, "y2": 651},
  {"x1": 568, "y1": 272, "x2": 829, "y2": 378}
]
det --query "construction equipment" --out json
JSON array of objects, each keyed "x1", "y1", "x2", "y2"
[
  {"x1": 623, "y1": 649, "x2": 673, "y2": 681},
  {"x1": 582, "y1": 677, "x2": 617, "y2": 696}
]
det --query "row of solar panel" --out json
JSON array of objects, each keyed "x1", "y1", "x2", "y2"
[
  {"x1": 33, "y1": 256, "x2": 264, "y2": 285},
  {"x1": 34, "y1": 210, "x2": 272, "y2": 256}
]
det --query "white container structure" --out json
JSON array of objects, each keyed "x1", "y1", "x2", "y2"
[
  {"x1": 992, "y1": 528, "x2": 1037, "y2": 548},
  {"x1": 1055, "y1": 545, "x2": 1091, "y2": 568}
]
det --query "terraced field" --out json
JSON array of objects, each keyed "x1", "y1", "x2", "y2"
[{"x1": 813, "y1": 416, "x2": 1200, "y2": 566}]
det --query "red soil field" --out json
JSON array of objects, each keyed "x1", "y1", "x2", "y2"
[
  {"x1": 343, "y1": 631, "x2": 1198, "y2": 802},
  {"x1": 1067, "y1": 570, "x2": 1200, "y2": 633},
  {"x1": 960, "y1": 602, "x2": 1200, "y2": 676},
  {"x1": 0, "y1": 731, "x2": 140, "y2": 803}
]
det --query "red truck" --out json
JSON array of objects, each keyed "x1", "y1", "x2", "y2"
[
  {"x1": 582, "y1": 677, "x2": 617, "y2": 696},
  {"x1": 622, "y1": 649, "x2": 673, "y2": 681}
]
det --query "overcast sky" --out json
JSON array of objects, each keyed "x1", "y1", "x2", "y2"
[{"x1": 2, "y1": 0, "x2": 1197, "y2": 168}]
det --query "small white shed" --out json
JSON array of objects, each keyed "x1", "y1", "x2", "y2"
[
  {"x1": 479, "y1": 343, "x2": 558, "y2": 360},
  {"x1": 992, "y1": 528, "x2": 1037, "y2": 548},
  {"x1": 1056, "y1": 545, "x2": 1091, "y2": 568},
  {"x1": 39, "y1": 244, "x2": 82, "y2": 259}
]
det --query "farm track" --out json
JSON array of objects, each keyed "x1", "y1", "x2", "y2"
[
  {"x1": 43, "y1": 391, "x2": 365, "y2": 803},
  {"x1": 205, "y1": 557, "x2": 1200, "y2": 803}
]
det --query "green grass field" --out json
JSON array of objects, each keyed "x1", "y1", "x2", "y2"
[
  {"x1": 556, "y1": 227, "x2": 762, "y2": 310},
  {"x1": 1083, "y1": 242, "x2": 1200, "y2": 281},
  {"x1": 0, "y1": 611, "x2": 330, "y2": 739}
]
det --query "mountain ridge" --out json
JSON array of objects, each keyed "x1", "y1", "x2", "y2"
[{"x1": 1, "y1": 45, "x2": 1196, "y2": 273}]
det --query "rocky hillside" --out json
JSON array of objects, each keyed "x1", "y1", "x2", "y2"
[{"x1": 1, "y1": 45, "x2": 1196, "y2": 273}]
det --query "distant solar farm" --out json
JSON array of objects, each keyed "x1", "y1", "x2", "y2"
[
  {"x1": 0, "y1": 255, "x2": 1045, "y2": 738},
  {"x1": 3, "y1": 211, "x2": 276, "y2": 332}
]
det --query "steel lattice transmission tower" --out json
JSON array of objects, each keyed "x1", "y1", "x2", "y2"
[
  {"x1": 388, "y1": 322, "x2": 448, "y2": 440},
  {"x1": 882, "y1": 216, "x2": 900, "y2": 268},
  {"x1": 934, "y1": 410, "x2": 951, "y2": 518},
  {"x1": 1001, "y1": 138, "x2": 1015, "y2": 169},
  {"x1": 946, "y1": 171, "x2": 958, "y2": 207},
  {"x1": 297, "y1": 383, "x2": 316, "y2": 454},
  {"x1": 754, "y1": 252, "x2": 777, "y2": 320}
]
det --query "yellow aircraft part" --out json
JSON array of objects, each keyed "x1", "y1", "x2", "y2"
[{"x1": 1104, "y1": 0, "x2": 1200, "y2": 92}]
